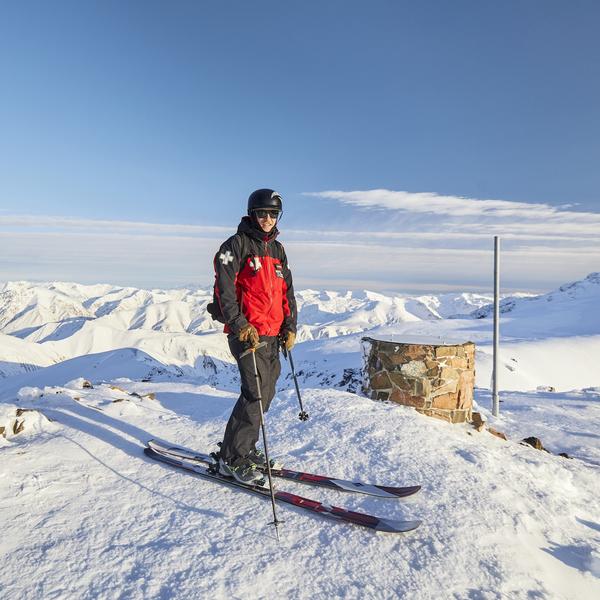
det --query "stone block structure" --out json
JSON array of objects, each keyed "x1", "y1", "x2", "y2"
[{"x1": 361, "y1": 337, "x2": 475, "y2": 424}]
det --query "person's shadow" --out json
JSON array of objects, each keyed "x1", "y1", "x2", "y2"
[
  {"x1": 41, "y1": 398, "x2": 225, "y2": 519},
  {"x1": 42, "y1": 395, "x2": 274, "y2": 536}
]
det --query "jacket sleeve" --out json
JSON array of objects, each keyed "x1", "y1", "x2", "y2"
[
  {"x1": 279, "y1": 244, "x2": 297, "y2": 334},
  {"x1": 213, "y1": 235, "x2": 248, "y2": 335}
]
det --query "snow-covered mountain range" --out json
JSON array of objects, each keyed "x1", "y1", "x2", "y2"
[
  {"x1": 0, "y1": 280, "x2": 497, "y2": 342},
  {"x1": 1, "y1": 274, "x2": 598, "y2": 392},
  {"x1": 1, "y1": 280, "x2": 497, "y2": 383}
]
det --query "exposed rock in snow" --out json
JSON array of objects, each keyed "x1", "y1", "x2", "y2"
[{"x1": 0, "y1": 404, "x2": 57, "y2": 440}]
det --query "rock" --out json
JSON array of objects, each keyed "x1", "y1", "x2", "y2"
[
  {"x1": 202, "y1": 355, "x2": 218, "y2": 374},
  {"x1": 400, "y1": 345, "x2": 430, "y2": 361},
  {"x1": 457, "y1": 388, "x2": 473, "y2": 410},
  {"x1": 417, "y1": 408, "x2": 453, "y2": 423},
  {"x1": 388, "y1": 371, "x2": 415, "y2": 390},
  {"x1": 449, "y1": 357, "x2": 468, "y2": 369},
  {"x1": 488, "y1": 427, "x2": 507, "y2": 441},
  {"x1": 15, "y1": 408, "x2": 54, "y2": 422},
  {"x1": 143, "y1": 393, "x2": 156, "y2": 401},
  {"x1": 370, "y1": 371, "x2": 392, "y2": 390},
  {"x1": 431, "y1": 392, "x2": 458, "y2": 410},
  {"x1": 13, "y1": 419, "x2": 25, "y2": 435},
  {"x1": 0, "y1": 426, "x2": 5, "y2": 437},
  {"x1": 439, "y1": 366, "x2": 458, "y2": 381},
  {"x1": 376, "y1": 353, "x2": 394, "y2": 371},
  {"x1": 338, "y1": 368, "x2": 361, "y2": 393},
  {"x1": 362, "y1": 337, "x2": 475, "y2": 424},
  {"x1": 451, "y1": 410, "x2": 470, "y2": 424},
  {"x1": 558, "y1": 452, "x2": 571, "y2": 459},
  {"x1": 413, "y1": 378, "x2": 432, "y2": 397},
  {"x1": 82, "y1": 380, "x2": 93, "y2": 389},
  {"x1": 389, "y1": 388, "x2": 426, "y2": 408},
  {"x1": 430, "y1": 379, "x2": 459, "y2": 397},
  {"x1": 400, "y1": 360, "x2": 427, "y2": 378},
  {"x1": 388, "y1": 352, "x2": 410, "y2": 366},
  {"x1": 416, "y1": 408, "x2": 470, "y2": 424},
  {"x1": 521, "y1": 436, "x2": 546, "y2": 451},
  {"x1": 471, "y1": 412, "x2": 486, "y2": 432}
]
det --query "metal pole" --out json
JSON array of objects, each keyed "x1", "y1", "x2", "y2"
[
  {"x1": 492, "y1": 236, "x2": 500, "y2": 417},
  {"x1": 285, "y1": 348, "x2": 309, "y2": 421},
  {"x1": 243, "y1": 345, "x2": 282, "y2": 541}
]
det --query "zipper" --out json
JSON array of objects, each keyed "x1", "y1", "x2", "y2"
[{"x1": 264, "y1": 236, "x2": 275, "y2": 335}]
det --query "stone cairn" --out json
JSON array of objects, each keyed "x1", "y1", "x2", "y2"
[{"x1": 361, "y1": 337, "x2": 475, "y2": 424}]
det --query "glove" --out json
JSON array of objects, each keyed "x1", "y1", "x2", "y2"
[
  {"x1": 238, "y1": 323, "x2": 260, "y2": 348},
  {"x1": 280, "y1": 330, "x2": 296, "y2": 352}
]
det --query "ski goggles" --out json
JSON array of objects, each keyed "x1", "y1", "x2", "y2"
[{"x1": 253, "y1": 209, "x2": 281, "y2": 219}]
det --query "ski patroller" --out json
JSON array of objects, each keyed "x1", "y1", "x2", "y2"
[
  {"x1": 147, "y1": 439, "x2": 421, "y2": 499},
  {"x1": 144, "y1": 446, "x2": 421, "y2": 534}
]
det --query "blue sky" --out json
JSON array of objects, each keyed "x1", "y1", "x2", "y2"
[{"x1": 1, "y1": 1, "x2": 599, "y2": 293}]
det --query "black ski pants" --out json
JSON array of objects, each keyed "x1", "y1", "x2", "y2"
[{"x1": 220, "y1": 335, "x2": 281, "y2": 463}]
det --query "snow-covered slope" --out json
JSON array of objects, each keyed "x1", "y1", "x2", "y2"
[
  {"x1": 0, "y1": 332, "x2": 58, "y2": 379},
  {"x1": 1, "y1": 274, "x2": 599, "y2": 598},
  {"x1": 1, "y1": 379, "x2": 598, "y2": 599},
  {"x1": 471, "y1": 272, "x2": 600, "y2": 337},
  {"x1": 0, "y1": 281, "x2": 97, "y2": 335}
]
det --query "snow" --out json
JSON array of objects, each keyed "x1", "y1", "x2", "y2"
[
  {"x1": 0, "y1": 331, "x2": 58, "y2": 378},
  {"x1": 1, "y1": 274, "x2": 599, "y2": 599}
]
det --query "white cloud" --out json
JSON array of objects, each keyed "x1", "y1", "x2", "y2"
[
  {"x1": 0, "y1": 214, "x2": 232, "y2": 236},
  {"x1": 1, "y1": 206, "x2": 598, "y2": 293},
  {"x1": 310, "y1": 189, "x2": 600, "y2": 237}
]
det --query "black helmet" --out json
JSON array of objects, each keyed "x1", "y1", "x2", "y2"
[{"x1": 247, "y1": 189, "x2": 283, "y2": 214}]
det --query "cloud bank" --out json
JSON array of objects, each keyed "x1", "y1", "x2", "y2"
[
  {"x1": 310, "y1": 189, "x2": 600, "y2": 238},
  {"x1": 1, "y1": 190, "x2": 599, "y2": 293}
]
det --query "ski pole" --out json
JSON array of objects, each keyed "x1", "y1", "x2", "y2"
[
  {"x1": 240, "y1": 343, "x2": 282, "y2": 541},
  {"x1": 282, "y1": 346, "x2": 309, "y2": 421}
]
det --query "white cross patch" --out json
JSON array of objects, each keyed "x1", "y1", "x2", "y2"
[
  {"x1": 219, "y1": 250, "x2": 234, "y2": 265},
  {"x1": 251, "y1": 256, "x2": 262, "y2": 271}
]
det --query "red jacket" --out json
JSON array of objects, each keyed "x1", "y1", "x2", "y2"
[{"x1": 213, "y1": 217, "x2": 297, "y2": 337}]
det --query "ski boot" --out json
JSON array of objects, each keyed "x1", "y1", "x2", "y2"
[
  {"x1": 219, "y1": 456, "x2": 266, "y2": 486},
  {"x1": 246, "y1": 447, "x2": 283, "y2": 471}
]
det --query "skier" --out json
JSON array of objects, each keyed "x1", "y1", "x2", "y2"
[{"x1": 211, "y1": 189, "x2": 297, "y2": 484}]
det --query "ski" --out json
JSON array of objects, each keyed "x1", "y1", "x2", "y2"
[
  {"x1": 147, "y1": 438, "x2": 421, "y2": 499},
  {"x1": 144, "y1": 446, "x2": 421, "y2": 534}
]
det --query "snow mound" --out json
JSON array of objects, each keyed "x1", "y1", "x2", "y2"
[{"x1": 0, "y1": 403, "x2": 58, "y2": 442}]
